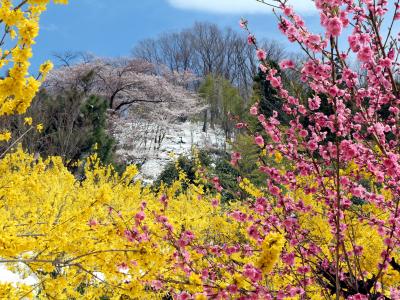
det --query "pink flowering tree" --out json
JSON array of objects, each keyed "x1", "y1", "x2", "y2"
[{"x1": 230, "y1": 0, "x2": 400, "y2": 298}]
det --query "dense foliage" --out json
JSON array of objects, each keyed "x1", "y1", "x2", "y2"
[
  {"x1": 199, "y1": 75, "x2": 245, "y2": 141},
  {"x1": 0, "y1": 91, "x2": 116, "y2": 167}
]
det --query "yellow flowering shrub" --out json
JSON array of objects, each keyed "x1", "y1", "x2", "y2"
[
  {"x1": 0, "y1": 0, "x2": 65, "y2": 117},
  {"x1": 0, "y1": 148, "x2": 249, "y2": 298}
]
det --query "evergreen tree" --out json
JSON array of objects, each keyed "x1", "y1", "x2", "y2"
[{"x1": 5, "y1": 91, "x2": 116, "y2": 168}]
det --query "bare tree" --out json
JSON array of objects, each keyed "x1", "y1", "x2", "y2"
[
  {"x1": 132, "y1": 22, "x2": 288, "y2": 99},
  {"x1": 52, "y1": 51, "x2": 96, "y2": 67}
]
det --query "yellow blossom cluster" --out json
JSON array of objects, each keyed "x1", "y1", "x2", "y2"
[
  {"x1": 256, "y1": 232, "x2": 284, "y2": 275},
  {"x1": 1, "y1": 137, "x2": 399, "y2": 299},
  {"x1": 0, "y1": 149, "x2": 248, "y2": 298},
  {"x1": 0, "y1": 0, "x2": 67, "y2": 117}
]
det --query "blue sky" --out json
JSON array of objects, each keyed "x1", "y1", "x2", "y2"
[{"x1": 31, "y1": 0, "x2": 319, "y2": 71}]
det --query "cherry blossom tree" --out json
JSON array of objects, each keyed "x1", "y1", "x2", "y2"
[
  {"x1": 45, "y1": 58, "x2": 206, "y2": 166},
  {"x1": 44, "y1": 58, "x2": 203, "y2": 115}
]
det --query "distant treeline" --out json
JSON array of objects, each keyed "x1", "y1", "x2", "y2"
[{"x1": 132, "y1": 22, "x2": 287, "y2": 98}]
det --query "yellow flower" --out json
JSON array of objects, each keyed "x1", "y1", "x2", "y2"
[
  {"x1": 257, "y1": 232, "x2": 285, "y2": 275},
  {"x1": 10, "y1": 29, "x2": 16, "y2": 39},
  {"x1": 195, "y1": 294, "x2": 207, "y2": 300},
  {"x1": 19, "y1": 19, "x2": 39, "y2": 44},
  {"x1": 274, "y1": 151, "x2": 283, "y2": 163},
  {"x1": 0, "y1": 131, "x2": 11, "y2": 142},
  {"x1": 24, "y1": 117, "x2": 32, "y2": 126},
  {"x1": 36, "y1": 123, "x2": 43, "y2": 132},
  {"x1": 39, "y1": 60, "x2": 53, "y2": 75},
  {"x1": 189, "y1": 273, "x2": 202, "y2": 285},
  {"x1": 232, "y1": 273, "x2": 248, "y2": 290}
]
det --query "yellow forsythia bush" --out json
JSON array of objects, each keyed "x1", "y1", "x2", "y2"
[
  {"x1": 2, "y1": 148, "x2": 397, "y2": 299},
  {"x1": 0, "y1": 148, "x2": 248, "y2": 298},
  {"x1": 0, "y1": 0, "x2": 66, "y2": 143}
]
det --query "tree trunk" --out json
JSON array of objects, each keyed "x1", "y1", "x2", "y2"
[{"x1": 202, "y1": 109, "x2": 208, "y2": 132}]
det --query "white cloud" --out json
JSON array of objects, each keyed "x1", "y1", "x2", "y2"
[{"x1": 166, "y1": 0, "x2": 316, "y2": 15}]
